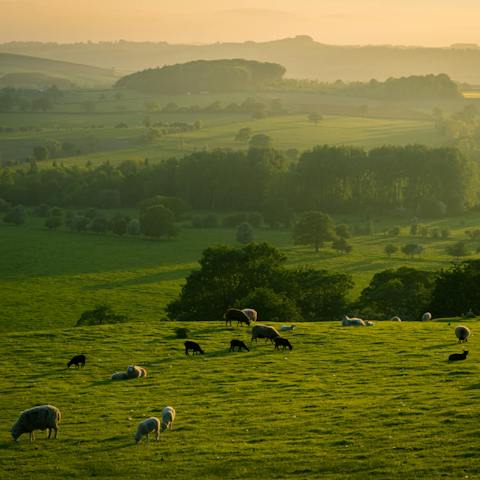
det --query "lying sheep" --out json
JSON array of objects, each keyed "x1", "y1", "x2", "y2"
[
  {"x1": 230, "y1": 339, "x2": 250, "y2": 352},
  {"x1": 390, "y1": 316, "x2": 402, "y2": 322},
  {"x1": 274, "y1": 336, "x2": 293, "y2": 351},
  {"x1": 422, "y1": 312, "x2": 432, "y2": 322},
  {"x1": 67, "y1": 354, "x2": 86, "y2": 368},
  {"x1": 448, "y1": 350, "x2": 468, "y2": 362},
  {"x1": 111, "y1": 372, "x2": 128, "y2": 381},
  {"x1": 455, "y1": 326, "x2": 471, "y2": 343},
  {"x1": 342, "y1": 315, "x2": 366, "y2": 326},
  {"x1": 184, "y1": 340, "x2": 204, "y2": 355},
  {"x1": 251, "y1": 324, "x2": 280, "y2": 343},
  {"x1": 161, "y1": 406, "x2": 176, "y2": 432},
  {"x1": 127, "y1": 365, "x2": 147, "y2": 378},
  {"x1": 280, "y1": 325, "x2": 296, "y2": 332},
  {"x1": 365, "y1": 320, "x2": 375, "y2": 326},
  {"x1": 134, "y1": 417, "x2": 160, "y2": 443},
  {"x1": 11, "y1": 405, "x2": 61, "y2": 442}
]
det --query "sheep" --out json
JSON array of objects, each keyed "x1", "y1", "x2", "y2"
[
  {"x1": 134, "y1": 417, "x2": 160, "y2": 443},
  {"x1": 448, "y1": 350, "x2": 468, "y2": 362},
  {"x1": 280, "y1": 325, "x2": 296, "y2": 332},
  {"x1": 67, "y1": 354, "x2": 86, "y2": 368},
  {"x1": 161, "y1": 406, "x2": 176, "y2": 432},
  {"x1": 274, "y1": 336, "x2": 293, "y2": 351},
  {"x1": 11, "y1": 405, "x2": 61, "y2": 442},
  {"x1": 365, "y1": 320, "x2": 375, "y2": 326},
  {"x1": 229, "y1": 339, "x2": 250, "y2": 352},
  {"x1": 224, "y1": 308, "x2": 251, "y2": 326},
  {"x1": 342, "y1": 315, "x2": 366, "y2": 326},
  {"x1": 390, "y1": 316, "x2": 402, "y2": 322},
  {"x1": 127, "y1": 365, "x2": 147, "y2": 378},
  {"x1": 455, "y1": 326, "x2": 471, "y2": 343},
  {"x1": 422, "y1": 312, "x2": 432, "y2": 322},
  {"x1": 251, "y1": 324, "x2": 280, "y2": 343},
  {"x1": 184, "y1": 340, "x2": 204, "y2": 355},
  {"x1": 111, "y1": 372, "x2": 128, "y2": 380},
  {"x1": 463, "y1": 309, "x2": 476, "y2": 319},
  {"x1": 242, "y1": 308, "x2": 258, "y2": 323}
]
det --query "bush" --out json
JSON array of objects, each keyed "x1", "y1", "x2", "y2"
[
  {"x1": 222, "y1": 213, "x2": 248, "y2": 228},
  {"x1": 89, "y1": 216, "x2": 109, "y2": 234},
  {"x1": 384, "y1": 244, "x2": 398, "y2": 257},
  {"x1": 332, "y1": 237, "x2": 353, "y2": 253},
  {"x1": 140, "y1": 205, "x2": 177, "y2": 238},
  {"x1": 76, "y1": 305, "x2": 127, "y2": 327},
  {"x1": 45, "y1": 215, "x2": 62, "y2": 230},
  {"x1": 236, "y1": 222, "x2": 254, "y2": 244},
  {"x1": 112, "y1": 215, "x2": 128, "y2": 235},
  {"x1": 192, "y1": 214, "x2": 218, "y2": 228},
  {"x1": 33, "y1": 204, "x2": 50, "y2": 217},
  {"x1": 127, "y1": 218, "x2": 141, "y2": 235},
  {"x1": 174, "y1": 327, "x2": 190, "y2": 339},
  {"x1": 71, "y1": 214, "x2": 89, "y2": 232},
  {"x1": 4, "y1": 205, "x2": 26, "y2": 225},
  {"x1": 336, "y1": 224, "x2": 351, "y2": 239}
]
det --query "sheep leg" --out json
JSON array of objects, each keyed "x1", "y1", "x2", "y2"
[
  {"x1": 146, "y1": 432, "x2": 149, "y2": 443},
  {"x1": 53, "y1": 427, "x2": 58, "y2": 439},
  {"x1": 155, "y1": 429, "x2": 159, "y2": 441},
  {"x1": 48, "y1": 428, "x2": 52, "y2": 439}
]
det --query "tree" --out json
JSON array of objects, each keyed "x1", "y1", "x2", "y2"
[
  {"x1": 33, "y1": 145, "x2": 49, "y2": 161},
  {"x1": 446, "y1": 241, "x2": 469, "y2": 260},
  {"x1": 112, "y1": 215, "x2": 128, "y2": 235},
  {"x1": 89, "y1": 216, "x2": 109, "y2": 234},
  {"x1": 293, "y1": 211, "x2": 336, "y2": 252},
  {"x1": 335, "y1": 224, "x2": 351, "y2": 239},
  {"x1": 235, "y1": 127, "x2": 252, "y2": 143},
  {"x1": 76, "y1": 305, "x2": 127, "y2": 327},
  {"x1": 236, "y1": 222, "x2": 254, "y2": 244},
  {"x1": 401, "y1": 243, "x2": 424, "y2": 258},
  {"x1": 249, "y1": 134, "x2": 273, "y2": 149},
  {"x1": 4, "y1": 205, "x2": 26, "y2": 225},
  {"x1": 384, "y1": 244, "x2": 398, "y2": 257},
  {"x1": 127, "y1": 218, "x2": 141, "y2": 235},
  {"x1": 139, "y1": 205, "x2": 177, "y2": 238},
  {"x1": 308, "y1": 112, "x2": 323, "y2": 124},
  {"x1": 332, "y1": 237, "x2": 352, "y2": 254},
  {"x1": 45, "y1": 215, "x2": 62, "y2": 230}
]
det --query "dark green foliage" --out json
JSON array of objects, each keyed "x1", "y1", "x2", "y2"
[
  {"x1": 430, "y1": 260, "x2": 480, "y2": 316},
  {"x1": 222, "y1": 213, "x2": 248, "y2": 228},
  {"x1": 71, "y1": 214, "x2": 88, "y2": 232},
  {"x1": 111, "y1": 215, "x2": 128, "y2": 235},
  {"x1": 4, "y1": 205, "x2": 26, "y2": 225},
  {"x1": 33, "y1": 145, "x2": 48, "y2": 161},
  {"x1": 127, "y1": 218, "x2": 141, "y2": 235},
  {"x1": 446, "y1": 241, "x2": 469, "y2": 259},
  {"x1": 249, "y1": 133, "x2": 273, "y2": 149},
  {"x1": 139, "y1": 205, "x2": 177, "y2": 238},
  {"x1": 308, "y1": 112, "x2": 323, "y2": 124},
  {"x1": 116, "y1": 59, "x2": 286, "y2": 94},
  {"x1": 174, "y1": 327, "x2": 190, "y2": 339},
  {"x1": 89, "y1": 216, "x2": 109, "y2": 234},
  {"x1": 247, "y1": 212, "x2": 263, "y2": 227},
  {"x1": 358, "y1": 267, "x2": 435, "y2": 320},
  {"x1": 76, "y1": 304, "x2": 127, "y2": 327},
  {"x1": 388, "y1": 226, "x2": 401, "y2": 236},
  {"x1": 384, "y1": 244, "x2": 398, "y2": 257},
  {"x1": 417, "y1": 198, "x2": 447, "y2": 218},
  {"x1": 235, "y1": 127, "x2": 252, "y2": 142},
  {"x1": 191, "y1": 214, "x2": 218, "y2": 228},
  {"x1": 45, "y1": 215, "x2": 62, "y2": 230},
  {"x1": 293, "y1": 211, "x2": 336, "y2": 252},
  {"x1": 335, "y1": 224, "x2": 351, "y2": 239},
  {"x1": 440, "y1": 228, "x2": 451, "y2": 239},
  {"x1": 236, "y1": 222, "x2": 254, "y2": 244},
  {"x1": 138, "y1": 195, "x2": 190, "y2": 220},
  {"x1": 33, "y1": 203, "x2": 50, "y2": 217},
  {"x1": 332, "y1": 237, "x2": 353, "y2": 254},
  {"x1": 401, "y1": 243, "x2": 424, "y2": 258},
  {"x1": 0, "y1": 198, "x2": 10, "y2": 212}
]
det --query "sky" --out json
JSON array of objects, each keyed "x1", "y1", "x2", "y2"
[{"x1": 1, "y1": 0, "x2": 479, "y2": 46}]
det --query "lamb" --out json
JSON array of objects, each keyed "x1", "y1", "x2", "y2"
[
  {"x1": 224, "y1": 308, "x2": 251, "y2": 326},
  {"x1": 242, "y1": 308, "x2": 258, "y2": 323},
  {"x1": 342, "y1": 315, "x2": 366, "y2": 326},
  {"x1": 422, "y1": 312, "x2": 432, "y2": 322},
  {"x1": 274, "y1": 336, "x2": 293, "y2": 351},
  {"x1": 184, "y1": 340, "x2": 204, "y2": 355},
  {"x1": 251, "y1": 324, "x2": 280, "y2": 343},
  {"x1": 11, "y1": 405, "x2": 61, "y2": 442},
  {"x1": 67, "y1": 354, "x2": 86, "y2": 368},
  {"x1": 111, "y1": 372, "x2": 129, "y2": 381},
  {"x1": 127, "y1": 365, "x2": 148, "y2": 378},
  {"x1": 161, "y1": 406, "x2": 176, "y2": 432},
  {"x1": 455, "y1": 326, "x2": 471, "y2": 343},
  {"x1": 134, "y1": 417, "x2": 160, "y2": 443},
  {"x1": 229, "y1": 339, "x2": 250, "y2": 352},
  {"x1": 280, "y1": 325, "x2": 296, "y2": 332},
  {"x1": 448, "y1": 350, "x2": 468, "y2": 362},
  {"x1": 390, "y1": 316, "x2": 402, "y2": 322}
]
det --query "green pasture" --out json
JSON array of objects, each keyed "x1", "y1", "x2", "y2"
[{"x1": 0, "y1": 320, "x2": 478, "y2": 479}]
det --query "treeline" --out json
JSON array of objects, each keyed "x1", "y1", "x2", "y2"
[
  {"x1": 116, "y1": 59, "x2": 286, "y2": 94},
  {"x1": 0, "y1": 144, "x2": 478, "y2": 217},
  {"x1": 0, "y1": 86, "x2": 63, "y2": 112}
]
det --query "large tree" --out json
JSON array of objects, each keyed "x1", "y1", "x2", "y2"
[
  {"x1": 293, "y1": 211, "x2": 336, "y2": 252},
  {"x1": 139, "y1": 205, "x2": 177, "y2": 238}
]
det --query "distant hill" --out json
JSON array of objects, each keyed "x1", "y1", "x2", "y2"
[
  {"x1": 116, "y1": 59, "x2": 286, "y2": 93},
  {"x1": 0, "y1": 72, "x2": 75, "y2": 89},
  {"x1": 4, "y1": 37, "x2": 480, "y2": 83},
  {"x1": 0, "y1": 53, "x2": 117, "y2": 87}
]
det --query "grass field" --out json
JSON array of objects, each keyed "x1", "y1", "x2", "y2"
[{"x1": 0, "y1": 320, "x2": 478, "y2": 479}]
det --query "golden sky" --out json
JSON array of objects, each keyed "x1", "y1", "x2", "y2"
[{"x1": 1, "y1": 0, "x2": 479, "y2": 46}]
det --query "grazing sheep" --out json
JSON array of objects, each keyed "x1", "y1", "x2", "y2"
[
  {"x1": 224, "y1": 308, "x2": 251, "y2": 326},
  {"x1": 280, "y1": 325, "x2": 296, "y2": 332},
  {"x1": 11, "y1": 405, "x2": 61, "y2": 442},
  {"x1": 455, "y1": 326, "x2": 471, "y2": 343},
  {"x1": 463, "y1": 309, "x2": 476, "y2": 319},
  {"x1": 127, "y1": 365, "x2": 147, "y2": 378},
  {"x1": 67, "y1": 354, "x2": 86, "y2": 368},
  {"x1": 274, "y1": 336, "x2": 293, "y2": 351},
  {"x1": 134, "y1": 417, "x2": 160, "y2": 443},
  {"x1": 251, "y1": 324, "x2": 280, "y2": 343},
  {"x1": 421, "y1": 312, "x2": 432, "y2": 322},
  {"x1": 229, "y1": 339, "x2": 250, "y2": 352},
  {"x1": 391, "y1": 316, "x2": 402, "y2": 322},
  {"x1": 365, "y1": 320, "x2": 375, "y2": 326},
  {"x1": 161, "y1": 406, "x2": 176, "y2": 432},
  {"x1": 184, "y1": 340, "x2": 204, "y2": 355},
  {"x1": 242, "y1": 308, "x2": 258, "y2": 323},
  {"x1": 342, "y1": 315, "x2": 366, "y2": 326},
  {"x1": 111, "y1": 372, "x2": 128, "y2": 381},
  {"x1": 448, "y1": 350, "x2": 469, "y2": 362}
]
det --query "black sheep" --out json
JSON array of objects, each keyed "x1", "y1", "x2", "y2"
[
  {"x1": 224, "y1": 308, "x2": 251, "y2": 327},
  {"x1": 184, "y1": 341, "x2": 204, "y2": 355},
  {"x1": 229, "y1": 339, "x2": 250, "y2": 352},
  {"x1": 448, "y1": 350, "x2": 468, "y2": 361},
  {"x1": 67, "y1": 354, "x2": 86, "y2": 368},
  {"x1": 274, "y1": 337, "x2": 293, "y2": 351}
]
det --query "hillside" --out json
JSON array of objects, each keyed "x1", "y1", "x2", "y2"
[
  {"x1": 0, "y1": 53, "x2": 117, "y2": 87},
  {"x1": 4, "y1": 37, "x2": 480, "y2": 83}
]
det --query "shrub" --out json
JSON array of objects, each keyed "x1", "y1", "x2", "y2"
[
  {"x1": 222, "y1": 213, "x2": 248, "y2": 228},
  {"x1": 140, "y1": 205, "x2": 177, "y2": 238},
  {"x1": 127, "y1": 218, "x2": 141, "y2": 235},
  {"x1": 336, "y1": 224, "x2": 351, "y2": 239},
  {"x1": 4, "y1": 205, "x2": 26, "y2": 225},
  {"x1": 236, "y1": 222, "x2": 254, "y2": 244},
  {"x1": 45, "y1": 215, "x2": 62, "y2": 230},
  {"x1": 332, "y1": 237, "x2": 353, "y2": 253},
  {"x1": 89, "y1": 216, "x2": 109, "y2": 234},
  {"x1": 76, "y1": 305, "x2": 127, "y2": 327},
  {"x1": 174, "y1": 327, "x2": 190, "y2": 339},
  {"x1": 33, "y1": 204, "x2": 50, "y2": 217},
  {"x1": 192, "y1": 214, "x2": 218, "y2": 228},
  {"x1": 401, "y1": 243, "x2": 424, "y2": 258},
  {"x1": 384, "y1": 244, "x2": 398, "y2": 257}
]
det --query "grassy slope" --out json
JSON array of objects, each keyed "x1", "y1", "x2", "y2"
[{"x1": 0, "y1": 321, "x2": 478, "y2": 479}]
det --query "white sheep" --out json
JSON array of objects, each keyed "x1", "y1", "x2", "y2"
[
  {"x1": 342, "y1": 315, "x2": 366, "y2": 326},
  {"x1": 161, "y1": 406, "x2": 176, "y2": 432},
  {"x1": 111, "y1": 372, "x2": 128, "y2": 381},
  {"x1": 242, "y1": 308, "x2": 258, "y2": 323},
  {"x1": 455, "y1": 326, "x2": 471, "y2": 343},
  {"x1": 127, "y1": 365, "x2": 148, "y2": 378},
  {"x1": 390, "y1": 316, "x2": 402, "y2": 322},
  {"x1": 134, "y1": 417, "x2": 160, "y2": 443},
  {"x1": 11, "y1": 405, "x2": 61, "y2": 442},
  {"x1": 422, "y1": 312, "x2": 432, "y2": 322},
  {"x1": 280, "y1": 325, "x2": 296, "y2": 332}
]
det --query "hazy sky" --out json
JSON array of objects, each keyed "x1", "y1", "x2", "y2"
[{"x1": 1, "y1": 0, "x2": 479, "y2": 46}]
